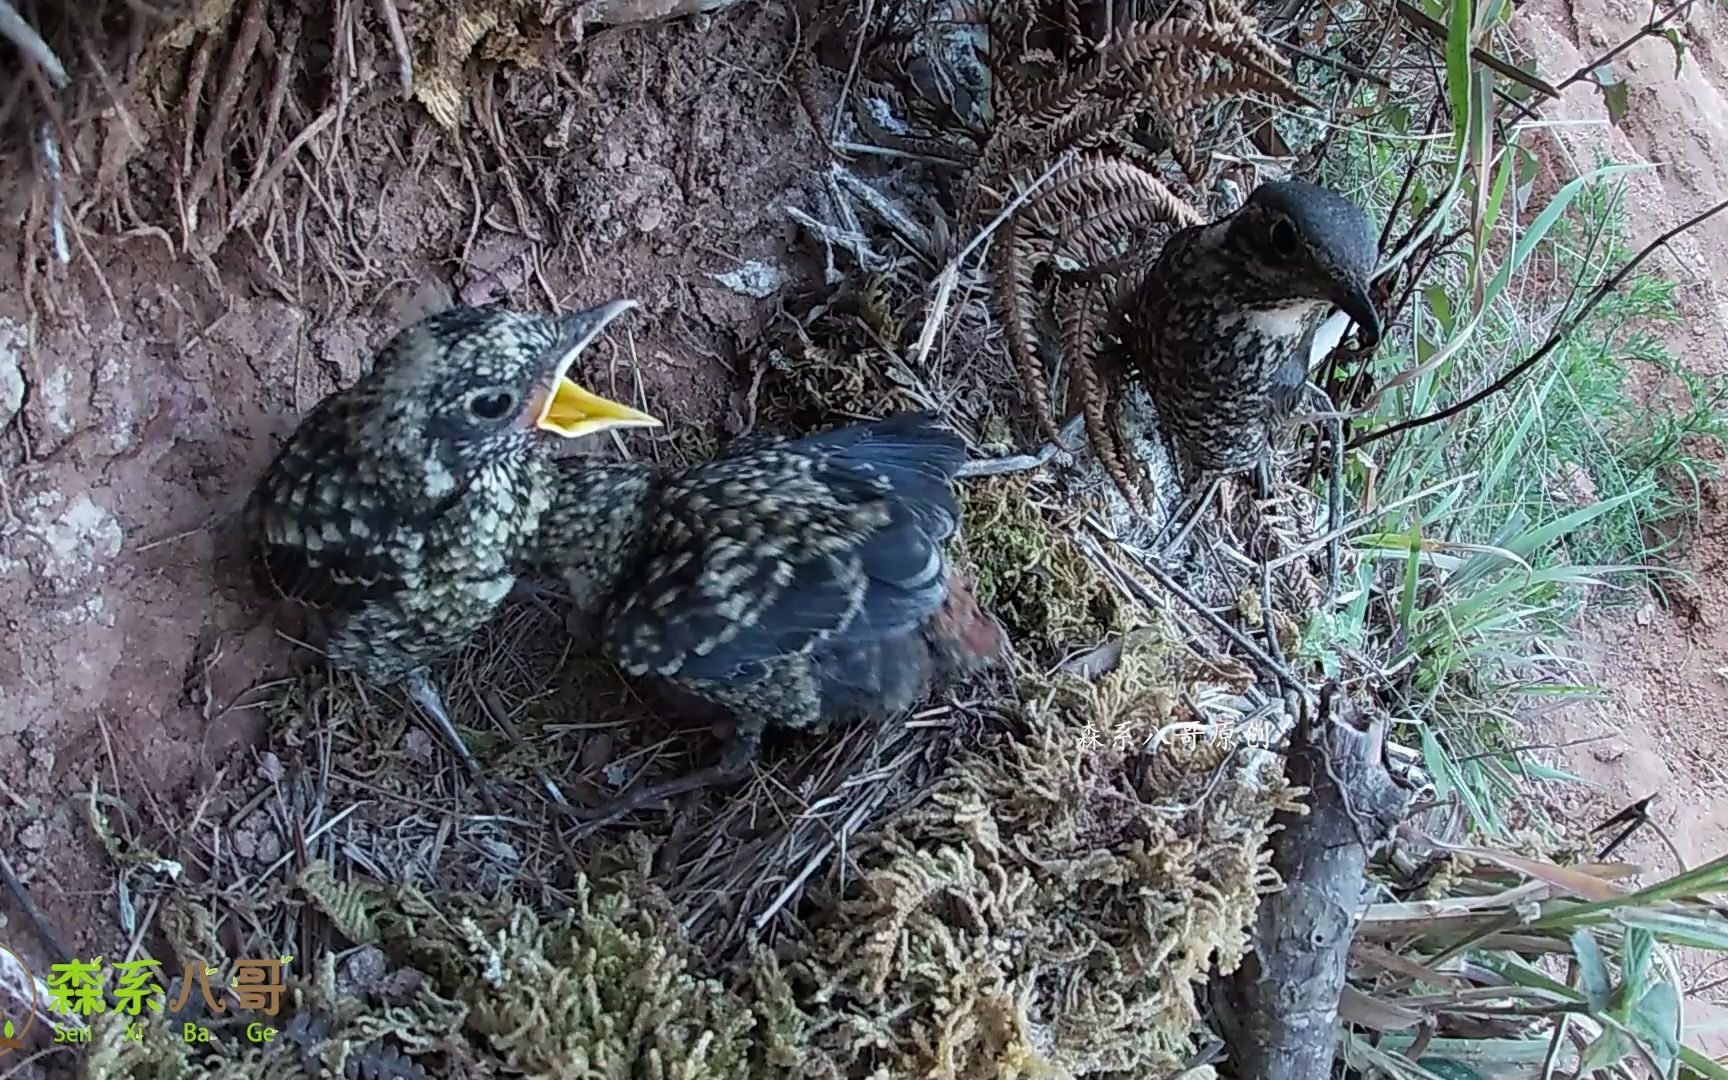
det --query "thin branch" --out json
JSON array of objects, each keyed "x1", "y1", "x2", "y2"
[
  {"x1": 828, "y1": 0, "x2": 875, "y2": 144},
  {"x1": 956, "y1": 412, "x2": 1087, "y2": 477},
  {"x1": 373, "y1": 0, "x2": 414, "y2": 98},
  {"x1": 1080, "y1": 525, "x2": 1312, "y2": 694},
  {"x1": 1351, "y1": 195, "x2": 1728, "y2": 451},
  {"x1": 1394, "y1": 1, "x2": 1562, "y2": 99},
  {"x1": 1554, "y1": 0, "x2": 1694, "y2": 92},
  {"x1": 1270, "y1": 36, "x2": 1394, "y2": 90},
  {"x1": 0, "y1": 1, "x2": 68, "y2": 89},
  {"x1": 0, "y1": 843, "x2": 71, "y2": 966},
  {"x1": 910, "y1": 148, "x2": 1076, "y2": 367}
]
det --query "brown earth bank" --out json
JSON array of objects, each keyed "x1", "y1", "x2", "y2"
[{"x1": 1508, "y1": 0, "x2": 1728, "y2": 982}]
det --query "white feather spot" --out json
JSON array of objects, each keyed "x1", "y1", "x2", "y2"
[
  {"x1": 423, "y1": 456, "x2": 456, "y2": 498},
  {"x1": 1244, "y1": 300, "x2": 1325, "y2": 339}
]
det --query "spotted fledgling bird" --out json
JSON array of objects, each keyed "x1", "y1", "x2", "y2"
[
  {"x1": 1119, "y1": 179, "x2": 1382, "y2": 532},
  {"x1": 522, "y1": 411, "x2": 1008, "y2": 827},
  {"x1": 245, "y1": 301, "x2": 660, "y2": 778}
]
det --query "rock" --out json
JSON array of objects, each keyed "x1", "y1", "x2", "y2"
[
  {"x1": 18, "y1": 820, "x2": 48, "y2": 850},
  {"x1": 0, "y1": 318, "x2": 23, "y2": 430},
  {"x1": 1591, "y1": 741, "x2": 1627, "y2": 764},
  {"x1": 707, "y1": 260, "x2": 788, "y2": 299},
  {"x1": 401, "y1": 728, "x2": 436, "y2": 766},
  {"x1": 258, "y1": 751, "x2": 285, "y2": 784},
  {"x1": 337, "y1": 945, "x2": 388, "y2": 995}
]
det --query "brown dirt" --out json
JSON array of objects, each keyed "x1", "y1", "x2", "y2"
[
  {"x1": 1507, "y1": 0, "x2": 1728, "y2": 1004},
  {"x1": 0, "y1": 3, "x2": 819, "y2": 991}
]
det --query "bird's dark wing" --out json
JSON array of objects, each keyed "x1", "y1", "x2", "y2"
[
  {"x1": 601, "y1": 412, "x2": 969, "y2": 682},
  {"x1": 245, "y1": 400, "x2": 420, "y2": 614},
  {"x1": 251, "y1": 526, "x2": 403, "y2": 615}
]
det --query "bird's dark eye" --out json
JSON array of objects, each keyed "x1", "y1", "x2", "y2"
[
  {"x1": 1269, "y1": 218, "x2": 1300, "y2": 260},
  {"x1": 468, "y1": 391, "x2": 518, "y2": 421}
]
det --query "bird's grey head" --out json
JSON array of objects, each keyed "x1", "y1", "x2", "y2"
[
  {"x1": 1221, "y1": 179, "x2": 1382, "y2": 348},
  {"x1": 349, "y1": 301, "x2": 662, "y2": 472}
]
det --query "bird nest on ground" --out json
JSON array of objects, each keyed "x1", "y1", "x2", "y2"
[
  {"x1": 62, "y1": 255, "x2": 1312, "y2": 1078},
  {"x1": 80, "y1": 584, "x2": 1299, "y2": 1078}
]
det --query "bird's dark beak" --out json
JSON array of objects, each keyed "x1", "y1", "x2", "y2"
[
  {"x1": 1334, "y1": 278, "x2": 1381, "y2": 349},
  {"x1": 534, "y1": 299, "x2": 663, "y2": 438}
]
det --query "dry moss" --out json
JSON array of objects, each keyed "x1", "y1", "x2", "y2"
[
  {"x1": 780, "y1": 630, "x2": 1297, "y2": 1078},
  {"x1": 82, "y1": 860, "x2": 790, "y2": 1079},
  {"x1": 756, "y1": 274, "x2": 939, "y2": 431}
]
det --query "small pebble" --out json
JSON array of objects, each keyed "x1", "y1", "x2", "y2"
[
  {"x1": 338, "y1": 945, "x2": 388, "y2": 996},
  {"x1": 18, "y1": 820, "x2": 48, "y2": 851}
]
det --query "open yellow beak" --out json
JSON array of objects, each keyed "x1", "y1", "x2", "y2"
[
  {"x1": 536, "y1": 376, "x2": 662, "y2": 438},
  {"x1": 531, "y1": 298, "x2": 662, "y2": 439}
]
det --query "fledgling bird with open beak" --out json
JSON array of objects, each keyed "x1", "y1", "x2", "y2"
[
  {"x1": 521, "y1": 410, "x2": 1008, "y2": 831},
  {"x1": 1119, "y1": 178, "x2": 1382, "y2": 537},
  {"x1": 244, "y1": 301, "x2": 659, "y2": 779}
]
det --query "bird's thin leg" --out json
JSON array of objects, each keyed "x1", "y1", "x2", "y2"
[
  {"x1": 569, "y1": 722, "x2": 763, "y2": 841},
  {"x1": 1254, "y1": 451, "x2": 1274, "y2": 501},
  {"x1": 507, "y1": 578, "x2": 567, "y2": 621},
  {"x1": 1158, "y1": 476, "x2": 1222, "y2": 559},
  {"x1": 403, "y1": 667, "x2": 488, "y2": 784}
]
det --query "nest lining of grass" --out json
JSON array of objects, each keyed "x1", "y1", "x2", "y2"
[{"x1": 75, "y1": 588, "x2": 1303, "y2": 1078}]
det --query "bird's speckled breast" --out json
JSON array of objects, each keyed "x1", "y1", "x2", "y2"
[
  {"x1": 1136, "y1": 249, "x2": 1325, "y2": 475},
  {"x1": 264, "y1": 450, "x2": 556, "y2": 685}
]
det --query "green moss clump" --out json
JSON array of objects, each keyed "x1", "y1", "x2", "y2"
[{"x1": 958, "y1": 476, "x2": 1122, "y2": 657}]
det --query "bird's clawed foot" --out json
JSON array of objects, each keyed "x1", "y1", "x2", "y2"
[
  {"x1": 403, "y1": 668, "x2": 498, "y2": 806},
  {"x1": 507, "y1": 579, "x2": 568, "y2": 621}
]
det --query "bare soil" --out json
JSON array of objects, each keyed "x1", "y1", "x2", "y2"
[{"x1": 1502, "y1": 0, "x2": 1728, "y2": 1012}]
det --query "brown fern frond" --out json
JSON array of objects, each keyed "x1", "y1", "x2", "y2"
[
  {"x1": 858, "y1": 75, "x2": 912, "y2": 116},
  {"x1": 962, "y1": 129, "x2": 1026, "y2": 223},
  {"x1": 1016, "y1": 17, "x2": 1275, "y2": 131},
  {"x1": 1061, "y1": 0, "x2": 1085, "y2": 56},
  {"x1": 1202, "y1": 0, "x2": 1288, "y2": 69},
  {"x1": 1162, "y1": 109, "x2": 1207, "y2": 182},
  {"x1": 1042, "y1": 86, "x2": 1160, "y2": 156},
  {"x1": 1020, "y1": 155, "x2": 1201, "y2": 235},
  {"x1": 1062, "y1": 279, "x2": 1144, "y2": 509},
  {"x1": 1055, "y1": 192, "x2": 1199, "y2": 268},
  {"x1": 1104, "y1": 131, "x2": 1174, "y2": 174},
  {"x1": 792, "y1": 52, "x2": 838, "y2": 165},
  {"x1": 991, "y1": 209, "x2": 1071, "y2": 449},
  {"x1": 1147, "y1": 17, "x2": 1290, "y2": 80},
  {"x1": 1014, "y1": 40, "x2": 1137, "y2": 131},
  {"x1": 1175, "y1": 69, "x2": 1316, "y2": 110}
]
